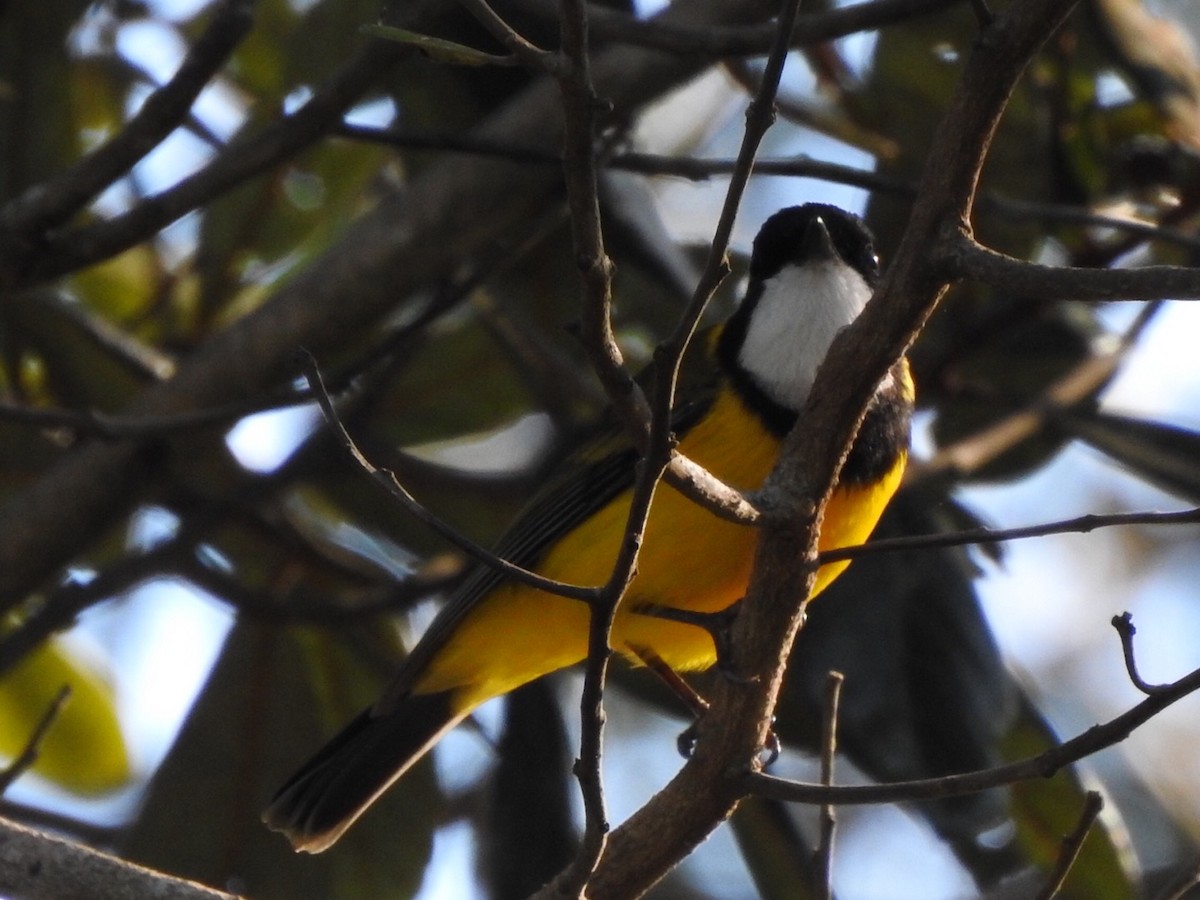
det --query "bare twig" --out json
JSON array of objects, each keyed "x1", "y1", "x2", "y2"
[
  {"x1": 945, "y1": 232, "x2": 1200, "y2": 302},
  {"x1": 335, "y1": 124, "x2": 1200, "y2": 254},
  {"x1": 555, "y1": 0, "x2": 625, "y2": 883},
  {"x1": 177, "y1": 555, "x2": 461, "y2": 623},
  {"x1": 7, "y1": 42, "x2": 402, "y2": 288},
  {"x1": 1111, "y1": 612, "x2": 1173, "y2": 696},
  {"x1": 0, "y1": 395, "x2": 305, "y2": 440},
  {"x1": 814, "y1": 671, "x2": 843, "y2": 900},
  {"x1": 1032, "y1": 791, "x2": 1105, "y2": 900},
  {"x1": 743, "y1": 656, "x2": 1200, "y2": 804},
  {"x1": 510, "y1": 0, "x2": 959, "y2": 58},
  {"x1": 722, "y1": 58, "x2": 901, "y2": 161},
  {"x1": 298, "y1": 350, "x2": 600, "y2": 604},
  {"x1": 0, "y1": 687, "x2": 71, "y2": 796},
  {"x1": 456, "y1": 0, "x2": 566, "y2": 74},
  {"x1": 0, "y1": 0, "x2": 255, "y2": 240},
  {"x1": 817, "y1": 506, "x2": 1200, "y2": 567},
  {"x1": 553, "y1": 0, "x2": 807, "y2": 888},
  {"x1": 647, "y1": 0, "x2": 821, "y2": 530}
]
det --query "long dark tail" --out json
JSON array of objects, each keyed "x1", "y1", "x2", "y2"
[{"x1": 263, "y1": 689, "x2": 463, "y2": 852}]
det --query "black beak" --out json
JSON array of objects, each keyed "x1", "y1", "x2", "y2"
[{"x1": 801, "y1": 215, "x2": 838, "y2": 263}]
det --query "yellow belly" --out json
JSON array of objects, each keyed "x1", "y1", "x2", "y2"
[{"x1": 415, "y1": 388, "x2": 905, "y2": 710}]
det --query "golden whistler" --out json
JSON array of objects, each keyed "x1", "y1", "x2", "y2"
[{"x1": 264, "y1": 204, "x2": 914, "y2": 852}]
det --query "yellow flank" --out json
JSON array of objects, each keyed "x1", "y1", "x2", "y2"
[{"x1": 414, "y1": 380, "x2": 907, "y2": 714}]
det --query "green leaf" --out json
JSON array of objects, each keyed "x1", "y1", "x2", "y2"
[
  {"x1": 1001, "y1": 696, "x2": 1138, "y2": 900},
  {"x1": 1055, "y1": 409, "x2": 1200, "y2": 503},
  {"x1": 361, "y1": 24, "x2": 509, "y2": 67},
  {"x1": 0, "y1": 635, "x2": 130, "y2": 794},
  {"x1": 121, "y1": 619, "x2": 437, "y2": 900}
]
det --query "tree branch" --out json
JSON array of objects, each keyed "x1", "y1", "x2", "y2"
[
  {"x1": 511, "y1": 0, "x2": 960, "y2": 57},
  {"x1": 1033, "y1": 792, "x2": 1104, "y2": 900},
  {"x1": 818, "y1": 506, "x2": 1200, "y2": 567},
  {"x1": 742, "y1": 652, "x2": 1200, "y2": 805},
  {"x1": 913, "y1": 300, "x2": 1162, "y2": 483},
  {"x1": 5, "y1": 40, "x2": 401, "y2": 288},
  {"x1": 561, "y1": 2, "x2": 1084, "y2": 896},
  {"x1": 457, "y1": 0, "x2": 567, "y2": 74},
  {"x1": 0, "y1": 816, "x2": 242, "y2": 900},
  {"x1": 0, "y1": 0, "x2": 255, "y2": 243},
  {"x1": 556, "y1": 0, "x2": 624, "y2": 884},
  {"x1": 813, "y1": 671, "x2": 843, "y2": 900},
  {"x1": 300, "y1": 351, "x2": 599, "y2": 604},
  {"x1": 946, "y1": 232, "x2": 1200, "y2": 301},
  {"x1": 0, "y1": 0, "x2": 779, "y2": 616},
  {"x1": 0, "y1": 686, "x2": 71, "y2": 796},
  {"x1": 333, "y1": 124, "x2": 1200, "y2": 254}
]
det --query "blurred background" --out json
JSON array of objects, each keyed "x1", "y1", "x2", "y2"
[{"x1": 2, "y1": 0, "x2": 1200, "y2": 897}]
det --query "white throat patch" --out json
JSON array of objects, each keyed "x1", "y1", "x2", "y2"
[{"x1": 736, "y1": 260, "x2": 873, "y2": 411}]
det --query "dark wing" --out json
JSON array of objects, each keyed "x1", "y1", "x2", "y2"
[{"x1": 380, "y1": 329, "x2": 723, "y2": 703}]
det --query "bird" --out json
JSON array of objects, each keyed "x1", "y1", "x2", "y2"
[{"x1": 263, "y1": 203, "x2": 914, "y2": 852}]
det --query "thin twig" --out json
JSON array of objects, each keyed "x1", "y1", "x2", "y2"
[
  {"x1": 335, "y1": 124, "x2": 1200, "y2": 254},
  {"x1": 509, "y1": 0, "x2": 958, "y2": 58},
  {"x1": 0, "y1": 687, "x2": 72, "y2": 796},
  {"x1": 178, "y1": 555, "x2": 461, "y2": 623},
  {"x1": 1111, "y1": 612, "x2": 1173, "y2": 696},
  {"x1": 298, "y1": 350, "x2": 600, "y2": 603},
  {"x1": 814, "y1": 671, "x2": 843, "y2": 900},
  {"x1": 8, "y1": 42, "x2": 402, "y2": 288},
  {"x1": 0, "y1": 394, "x2": 307, "y2": 440},
  {"x1": 638, "y1": 0, "x2": 811, "y2": 532},
  {"x1": 1032, "y1": 791, "x2": 1104, "y2": 900},
  {"x1": 456, "y1": 0, "x2": 566, "y2": 74},
  {"x1": 555, "y1": 0, "x2": 635, "y2": 881},
  {"x1": 722, "y1": 58, "x2": 901, "y2": 161},
  {"x1": 742, "y1": 655, "x2": 1200, "y2": 805},
  {"x1": 818, "y1": 505, "x2": 1200, "y2": 566},
  {"x1": 0, "y1": 0, "x2": 255, "y2": 238},
  {"x1": 555, "y1": 0, "x2": 808, "y2": 888}
]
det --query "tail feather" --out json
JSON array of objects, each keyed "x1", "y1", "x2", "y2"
[{"x1": 263, "y1": 689, "x2": 463, "y2": 852}]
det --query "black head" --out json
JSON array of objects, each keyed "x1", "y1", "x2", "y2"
[
  {"x1": 748, "y1": 204, "x2": 879, "y2": 286},
  {"x1": 716, "y1": 203, "x2": 881, "y2": 433}
]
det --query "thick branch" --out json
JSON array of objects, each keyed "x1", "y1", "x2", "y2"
[
  {"x1": 0, "y1": 816, "x2": 241, "y2": 900},
  {"x1": 569, "y1": 2, "x2": 1082, "y2": 897},
  {"x1": 0, "y1": 0, "x2": 779, "y2": 613},
  {"x1": 946, "y1": 232, "x2": 1200, "y2": 300},
  {"x1": 0, "y1": 0, "x2": 254, "y2": 242},
  {"x1": 6, "y1": 41, "x2": 400, "y2": 288}
]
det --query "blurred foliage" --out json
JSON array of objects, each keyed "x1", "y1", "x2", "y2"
[
  {"x1": 1, "y1": 0, "x2": 1200, "y2": 898},
  {"x1": 0, "y1": 632, "x2": 128, "y2": 794}
]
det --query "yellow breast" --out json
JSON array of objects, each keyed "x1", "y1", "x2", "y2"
[{"x1": 415, "y1": 384, "x2": 906, "y2": 707}]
